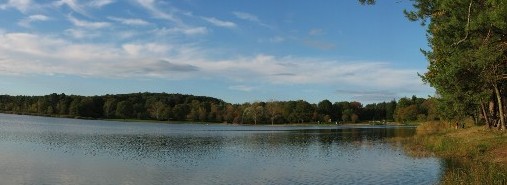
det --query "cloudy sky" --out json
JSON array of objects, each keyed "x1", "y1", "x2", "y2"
[{"x1": 0, "y1": 0, "x2": 433, "y2": 103}]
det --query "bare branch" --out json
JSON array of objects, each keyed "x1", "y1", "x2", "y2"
[{"x1": 453, "y1": 0, "x2": 473, "y2": 46}]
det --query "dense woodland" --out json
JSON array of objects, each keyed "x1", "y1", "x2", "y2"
[{"x1": 0, "y1": 93, "x2": 436, "y2": 124}]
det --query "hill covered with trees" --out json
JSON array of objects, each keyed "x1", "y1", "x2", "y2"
[{"x1": 0, "y1": 93, "x2": 436, "y2": 124}]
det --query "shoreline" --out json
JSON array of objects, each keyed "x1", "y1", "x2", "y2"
[
  {"x1": 399, "y1": 122, "x2": 507, "y2": 184},
  {"x1": 0, "y1": 111, "x2": 405, "y2": 126}
]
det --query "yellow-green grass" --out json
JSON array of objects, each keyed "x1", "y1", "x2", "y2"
[{"x1": 398, "y1": 121, "x2": 507, "y2": 184}]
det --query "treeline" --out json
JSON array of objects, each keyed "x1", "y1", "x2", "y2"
[{"x1": 0, "y1": 93, "x2": 438, "y2": 124}]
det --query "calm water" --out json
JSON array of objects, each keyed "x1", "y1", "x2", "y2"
[{"x1": 0, "y1": 113, "x2": 441, "y2": 185}]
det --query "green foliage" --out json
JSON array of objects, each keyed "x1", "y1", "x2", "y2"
[
  {"x1": 115, "y1": 101, "x2": 132, "y2": 119},
  {"x1": 405, "y1": 0, "x2": 507, "y2": 127},
  {"x1": 0, "y1": 93, "x2": 437, "y2": 124},
  {"x1": 393, "y1": 96, "x2": 436, "y2": 123}
]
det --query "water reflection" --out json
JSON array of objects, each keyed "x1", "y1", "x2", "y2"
[{"x1": 0, "y1": 114, "x2": 440, "y2": 185}]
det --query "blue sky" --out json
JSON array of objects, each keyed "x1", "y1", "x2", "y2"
[{"x1": 0, "y1": 0, "x2": 433, "y2": 104}]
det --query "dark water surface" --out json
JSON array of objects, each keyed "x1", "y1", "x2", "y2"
[{"x1": 0, "y1": 113, "x2": 441, "y2": 184}]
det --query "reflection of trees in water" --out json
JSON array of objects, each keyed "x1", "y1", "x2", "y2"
[
  {"x1": 0, "y1": 126, "x2": 416, "y2": 163},
  {"x1": 217, "y1": 127, "x2": 417, "y2": 159},
  {"x1": 1, "y1": 132, "x2": 227, "y2": 163}
]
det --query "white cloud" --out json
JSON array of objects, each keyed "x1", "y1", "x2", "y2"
[
  {"x1": 18, "y1": 14, "x2": 50, "y2": 27},
  {"x1": 233, "y1": 11, "x2": 260, "y2": 22},
  {"x1": 0, "y1": 31, "x2": 429, "y2": 97},
  {"x1": 0, "y1": 32, "x2": 199, "y2": 78},
  {"x1": 193, "y1": 55, "x2": 427, "y2": 95},
  {"x1": 136, "y1": 0, "x2": 180, "y2": 23},
  {"x1": 108, "y1": 17, "x2": 149, "y2": 26},
  {"x1": 153, "y1": 27, "x2": 208, "y2": 36},
  {"x1": 232, "y1": 11, "x2": 272, "y2": 29},
  {"x1": 258, "y1": 36, "x2": 284, "y2": 43},
  {"x1": 89, "y1": 0, "x2": 115, "y2": 8},
  {"x1": 116, "y1": 31, "x2": 139, "y2": 39},
  {"x1": 336, "y1": 89, "x2": 399, "y2": 102},
  {"x1": 64, "y1": 29, "x2": 100, "y2": 39},
  {"x1": 202, "y1": 17, "x2": 236, "y2": 28},
  {"x1": 54, "y1": 0, "x2": 88, "y2": 16},
  {"x1": 68, "y1": 16, "x2": 111, "y2": 29},
  {"x1": 122, "y1": 43, "x2": 171, "y2": 57},
  {"x1": 0, "y1": 0, "x2": 32, "y2": 13}
]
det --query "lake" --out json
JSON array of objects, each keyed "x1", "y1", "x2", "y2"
[{"x1": 0, "y1": 113, "x2": 441, "y2": 184}]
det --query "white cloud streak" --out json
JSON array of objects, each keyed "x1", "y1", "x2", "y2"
[
  {"x1": 64, "y1": 29, "x2": 100, "y2": 39},
  {"x1": 202, "y1": 17, "x2": 236, "y2": 28},
  {"x1": 229, "y1": 85, "x2": 255, "y2": 92},
  {"x1": 136, "y1": 0, "x2": 180, "y2": 23},
  {"x1": 68, "y1": 16, "x2": 111, "y2": 29},
  {"x1": 53, "y1": 0, "x2": 88, "y2": 16},
  {"x1": 108, "y1": 17, "x2": 149, "y2": 26},
  {"x1": 233, "y1": 11, "x2": 272, "y2": 28},
  {"x1": 0, "y1": 0, "x2": 32, "y2": 13},
  {"x1": 233, "y1": 11, "x2": 260, "y2": 22},
  {"x1": 18, "y1": 14, "x2": 50, "y2": 27},
  {"x1": 89, "y1": 0, "x2": 115, "y2": 8},
  {"x1": 153, "y1": 27, "x2": 208, "y2": 36}
]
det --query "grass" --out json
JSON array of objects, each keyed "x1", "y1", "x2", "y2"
[
  {"x1": 440, "y1": 159, "x2": 507, "y2": 185},
  {"x1": 398, "y1": 121, "x2": 507, "y2": 184}
]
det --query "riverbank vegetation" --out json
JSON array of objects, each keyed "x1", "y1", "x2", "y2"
[
  {"x1": 0, "y1": 93, "x2": 435, "y2": 124},
  {"x1": 399, "y1": 122, "x2": 507, "y2": 184}
]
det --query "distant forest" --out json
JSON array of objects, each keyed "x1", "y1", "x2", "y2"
[{"x1": 0, "y1": 93, "x2": 438, "y2": 124}]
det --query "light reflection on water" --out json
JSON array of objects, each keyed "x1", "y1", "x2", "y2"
[{"x1": 0, "y1": 113, "x2": 441, "y2": 185}]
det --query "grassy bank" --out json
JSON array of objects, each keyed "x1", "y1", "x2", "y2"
[{"x1": 400, "y1": 121, "x2": 507, "y2": 184}]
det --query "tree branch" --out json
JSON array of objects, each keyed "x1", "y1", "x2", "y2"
[{"x1": 453, "y1": 0, "x2": 473, "y2": 46}]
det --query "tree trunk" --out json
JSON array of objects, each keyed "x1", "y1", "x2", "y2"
[
  {"x1": 481, "y1": 102, "x2": 491, "y2": 128},
  {"x1": 494, "y1": 84, "x2": 505, "y2": 130}
]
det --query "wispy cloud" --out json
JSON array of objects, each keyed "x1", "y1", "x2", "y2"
[
  {"x1": 303, "y1": 39, "x2": 335, "y2": 50},
  {"x1": 153, "y1": 27, "x2": 207, "y2": 36},
  {"x1": 335, "y1": 89, "x2": 398, "y2": 102},
  {"x1": 89, "y1": 0, "x2": 115, "y2": 8},
  {"x1": 108, "y1": 17, "x2": 149, "y2": 26},
  {"x1": 0, "y1": 0, "x2": 33, "y2": 13},
  {"x1": 68, "y1": 15, "x2": 111, "y2": 29},
  {"x1": 233, "y1": 11, "x2": 260, "y2": 22},
  {"x1": 202, "y1": 17, "x2": 236, "y2": 28},
  {"x1": 232, "y1": 11, "x2": 271, "y2": 28},
  {"x1": 18, "y1": 14, "x2": 49, "y2": 27},
  {"x1": 64, "y1": 28, "x2": 100, "y2": 39},
  {"x1": 136, "y1": 0, "x2": 180, "y2": 23},
  {"x1": 258, "y1": 36, "x2": 285, "y2": 43},
  {"x1": 309, "y1": 28, "x2": 324, "y2": 36},
  {"x1": 229, "y1": 85, "x2": 255, "y2": 92},
  {"x1": 54, "y1": 0, "x2": 88, "y2": 16},
  {"x1": 122, "y1": 43, "x2": 171, "y2": 57}
]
